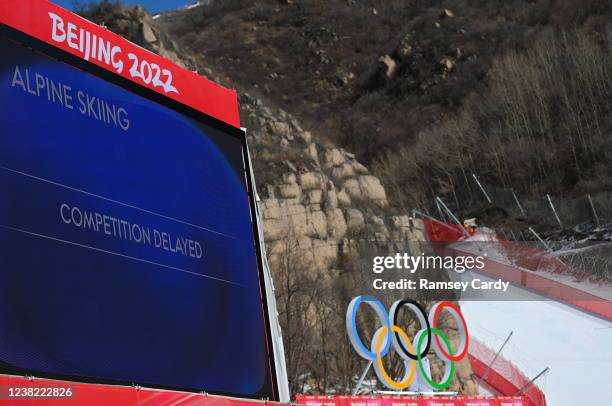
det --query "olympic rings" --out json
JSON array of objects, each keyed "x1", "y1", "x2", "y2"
[
  {"x1": 372, "y1": 325, "x2": 417, "y2": 389},
  {"x1": 346, "y1": 296, "x2": 469, "y2": 391},
  {"x1": 346, "y1": 295, "x2": 392, "y2": 359},
  {"x1": 390, "y1": 299, "x2": 430, "y2": 360},
  {"x1": 429, "y1": 301, "x2": 469, "y2": 361},
  {"x1": 416, "y1": 328, "x2": 455, "y2": 390}
]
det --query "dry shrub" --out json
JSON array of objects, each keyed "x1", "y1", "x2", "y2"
[{"x1": 376, "y1": 26, "x2": 612, "y2": 213}]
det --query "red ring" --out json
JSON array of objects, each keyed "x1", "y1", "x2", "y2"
[{"x1": 432, "y1": 301, "x2": 469, "y2": 361}]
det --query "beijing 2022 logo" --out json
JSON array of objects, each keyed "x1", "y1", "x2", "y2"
[{"x1": 346, "y1": 296, "x2": 469, "y2": 390}]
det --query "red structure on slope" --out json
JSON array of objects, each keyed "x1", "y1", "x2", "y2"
[
  {"x1": 422, "y1": 219, "x2": 612, "y2": 321},
  {"x1": 469, "y1": 338, "x2": 546, "y2": 406}
]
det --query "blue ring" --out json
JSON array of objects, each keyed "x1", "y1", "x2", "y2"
[{"x1": 347, "y1": 295, "x2": 392, "y2": 359}]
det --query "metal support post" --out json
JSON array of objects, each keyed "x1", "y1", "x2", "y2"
[
  {"x1": 511, "y1": 189, "x2": 525, "y2": 216},
  {"x1": 529, "y1": 227, "x2": 552, "y2": 252},
  {"x1": 587, "y1": 194, "x2": 601, "y2": 228},
  {"x1": 480, "y1": 331, "x2": 513, "y2": 382},
  {"x1": 472, "y1": 174, "x2": 492, "y2": 204},
  {"x1": 546, "y1": 194, "x2": 563, "y2": 228},
  {"x1": 515, "y1": 367, "x2": 550, "y2": 396},
  {"x1": 352, "y1": 360, "x2": 373, "y2": 395},
  {"x1": 436, "y1": 197, "x2": 470, "y2": 237}
]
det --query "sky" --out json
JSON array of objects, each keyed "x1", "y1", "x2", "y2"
[{"x1": 51, "y1": 0, "x2": 194, "y2": 14}]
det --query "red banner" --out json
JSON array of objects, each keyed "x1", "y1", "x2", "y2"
[
  {"x1": 344, "y1": 396, "x2": 387, "y2": 406},
  {"x1": 496, "y1": 398, "x2": 528, "y2": 406},
  {"x1": 381, "y1": 395, "x2": 423, "y2": 406},
  {"x1": 295, "y1": 395, "x2": 341, "y2": 406},
  {"x1": 0, "y1": 0, "x2": 240, "y2": 127},
  {"x1": 295, "y1": 395, "x2": 526, "y2": 406},
  {"x1": 462, "y1": 397, "x2": 501, "y2": 406},
  {"x1": 420, "y1": 397, "x2": 463, "y2": 406}
]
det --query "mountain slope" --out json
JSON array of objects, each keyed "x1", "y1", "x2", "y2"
[
  {"x1": 154, "y1": 0, "x2": 612, "y2": 235},
  {"x1": 157, "y1": 0, "x2": 611, "y2": 159}
]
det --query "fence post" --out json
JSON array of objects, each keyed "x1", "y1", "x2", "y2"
[
  {"x1": 436, "y1": 197, "x2": 470, "y2": 237},
  {"x1": 511, "y1": 188, "x2": 526, "y2": 216},
  {"x1": 529, "y1": 227, "x2": 552, "y2": 252},
  {"x1": 436, "y1": 198, "x2": 446, "y2": 222},
  {"x1": 587, "y1": 194, "x2": 601, "y2": 228},
  {"x1": 546, "y1": 194, "x2": 563, "y2": 228},
  {"x1": 472, "y1": 174, "x2": 492, "y2": 204},
  {"x1": 515, "y1": 367, "x2": 550, "y2": 396},
  {"x1": 481, "y1": 331, "x2": 513, "y2": 382}
]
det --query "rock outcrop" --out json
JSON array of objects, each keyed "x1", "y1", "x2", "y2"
[{"x1": 241, "y1": 92, "x2": 419, "y2": 271}]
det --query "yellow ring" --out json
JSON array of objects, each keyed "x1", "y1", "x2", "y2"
[{"x1": 375, "y1": 325, "x2": 417, "y2": 389}]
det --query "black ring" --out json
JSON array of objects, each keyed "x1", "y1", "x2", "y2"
[{"x1": 392, "y1": 299, "x2": 431, "y2": 360}]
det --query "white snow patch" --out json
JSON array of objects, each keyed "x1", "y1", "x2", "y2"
[
  {"x1": 462, "y1": 297, "x2": 611, "y2": 406},
  {"x1": 185, "y1": 1, "x2": 207, "y2": 10}
]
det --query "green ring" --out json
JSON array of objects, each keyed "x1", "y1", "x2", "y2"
[{"x1": 416, "y1": 328, "x2": 455, "y2": 390}]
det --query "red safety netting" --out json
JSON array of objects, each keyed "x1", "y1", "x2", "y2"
[
  {"x1": 422, "y1": 219, "x2": 612, "y2": 320},
  {"x1": 468, "y1": 339, "x2": 546, "y2": 406}
]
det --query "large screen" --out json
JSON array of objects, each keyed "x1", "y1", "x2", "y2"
[{"x1": 0, "y1": 27, "x2": 275, "y2": 399}]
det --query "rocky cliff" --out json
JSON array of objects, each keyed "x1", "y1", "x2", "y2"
[{"x1": 241, "y1": 91, "x2": 418, "y2": 271}]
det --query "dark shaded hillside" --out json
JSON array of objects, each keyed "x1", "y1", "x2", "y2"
[
  {"x1": 157, "y1": 0, "x2": 612, "y2": 161},
  {"x1": 82, "y1": 0, "x2": 612, "y2": 238},
  {"x1": 151, "y1": 0, "x2": 612, "y2": 235}
]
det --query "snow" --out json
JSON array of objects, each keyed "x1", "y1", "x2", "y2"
[
  {"x1": 185, "y1": 1, "x2": 207, "y2": 10},
  {"x1": 445, "y1": 228, "x2": 612, "y2": 404},
  {"x1": 446, "y1": 228, "x2": 612, "y2": 403},
  {"x1": 185, "y1": 2, "x2": 200, "y2": 9},
  {"x1": 460, "y1": 277, "x2": 611, "y2": 406}
]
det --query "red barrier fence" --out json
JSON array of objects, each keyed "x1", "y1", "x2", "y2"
[
  {"x1": 421, "y1": 219, "x2": 466, "y2": 243},
  {"x1": 422, "y1": 219, "x2": 612, "y2": 321},
  {"x1": 458, "y1": 247, "x2": 612, "y2": 320},
  {"x1": 468, "y1": 339, "x2": 546, "y2": 406},
  {"x1": 295, "y1": 395, "x2": 528, "y2": 406}
]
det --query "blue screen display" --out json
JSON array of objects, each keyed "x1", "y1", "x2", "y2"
[{"x1": 0, "y1": 34, "x2": 273, "y2": 398}]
